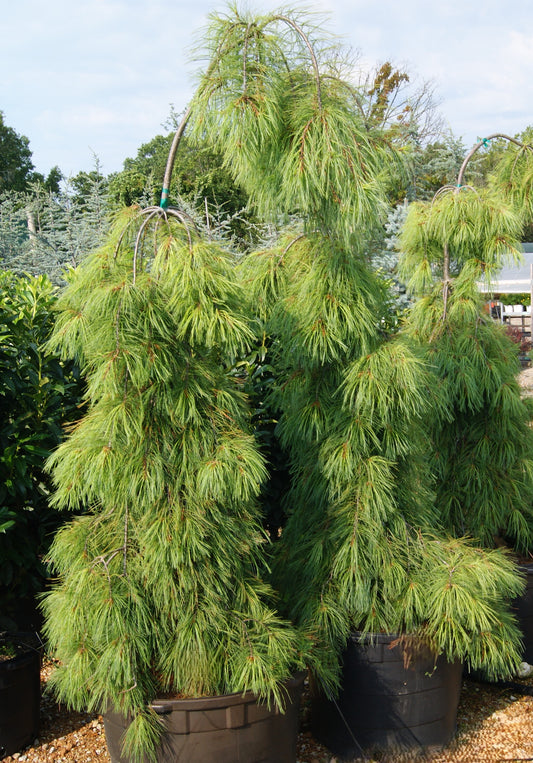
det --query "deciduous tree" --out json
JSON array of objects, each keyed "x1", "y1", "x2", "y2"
[{"x1": 0, "y1": 112, "x2": 34, "y2": 193}]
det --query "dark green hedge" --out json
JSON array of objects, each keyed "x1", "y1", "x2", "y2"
[{"x1": 0, "y1": 271, "x2": 83, "y2": 627}]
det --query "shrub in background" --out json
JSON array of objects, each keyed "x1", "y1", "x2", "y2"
[{"x1": 0, "y1": 271, "x2": 82, "y2": 627}]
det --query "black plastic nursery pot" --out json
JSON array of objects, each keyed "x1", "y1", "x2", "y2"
[
  {"x1": 514, "y1": 562, "x2": 533, "y2": 664},
  {"x1": 104, "y1": 671, "x2": 306, "y2": 763},
  {"x1": 0, "y1": 634, "x2": 42, "y2": 758},
  {"x1": 310, "y1": 632, "x2": 462, "y2": 759}
]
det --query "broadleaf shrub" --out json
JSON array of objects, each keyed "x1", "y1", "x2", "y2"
[{"x1": 0, "y1": 271, "x2": 83, "y2": 627}]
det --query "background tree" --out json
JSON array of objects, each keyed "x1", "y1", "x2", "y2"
[
  {"x1": 0, "y1": 111, "x2": 35, "y2": 193},
  {"x1": 410, "y1": 131, "x2": 469, "y2": 200},
  {"x1": 369, "y1": 200, "x2": 411, "y2": 314},
  {"x1": 108, "y1": 117, "x2": 254, "y2": 243},
  {"x1": 0, "y1": 111, "x2": 61, "y2": 194},
  {"x1": 349, "y1": 61, "x2": 447, "y2": 203},
  {"x1": 31, "y1": 165, "x2": 63, "y2": 195},
  {"x1": 56, "y1": 162, "x2": 110, "y2": 267},
  {"x1": 0, "y1": 272, "x2": 83, "y2": 629},
  {"x1": 356, "y1": 61, "x2": 443, "y2": 146},
  {"x1": 0, "y1": 190, "x2": 27, "y2": 264},
  {"x1": 0, "y1": 162, "x2": 109, "y2": 282}
]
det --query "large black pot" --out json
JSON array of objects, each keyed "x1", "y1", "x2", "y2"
[
  {"x1": 514, "y1": 562, "x2": 533, "y2": 664},
  {"x1": 0, "y1": 634, "x2": 42, "y2": 758},
  {"x1": 104, "y1": 671, "x2": 306, "y2": 763},
  {"x1": 311, "y1": 633, "x2": 462, "y2": 758}
]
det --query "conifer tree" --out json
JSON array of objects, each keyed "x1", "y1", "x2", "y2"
[
  {"x1": 42, "y1": 204, "x2": 306, "y2": 761},
  {"x1": 243, "y1": 223, "x2": 523, "y2": 690},
  {"x1": 400, "y1": 136, "x2": 533, "y2": 551},
  {"x1": 0, "y1": 164, "x2": 109, "y2": 284},
  {"x1": 0, "y1": 190, "x2": 26, "y2": 263},
  {"x1": 189, "y1": 8, "x2": 526, "y2": 690}
]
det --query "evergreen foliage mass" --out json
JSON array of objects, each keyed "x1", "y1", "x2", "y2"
[
  {"x1": 400, "y1": 143, "x2": 533, "y2": 552},
  {"x1": 0, "y1": 165, "x2": 109, "y2": 284},
  {"x1": 42, "y1": 207, "x2": 305, "y2": 761},
  {"x1": 242, "y1": 225, "x2": 524, "y2": 690},
  {"x1": 200, "y1": 6, "x2": 526, "y2": 690},
  {"x1": 190, "y1": 8, "x2": 400, "y2": 243},
  {"x1": 0, "y1": 111, "x2": 35, "y2": 193}
]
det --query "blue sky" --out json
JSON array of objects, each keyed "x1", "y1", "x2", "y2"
[{"x1": 2, "y1": 0, "x2": 532, "y2": 178}]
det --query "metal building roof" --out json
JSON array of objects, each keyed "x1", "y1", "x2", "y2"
[{"x1": 478, "y1": 244, "x2": 533, "y2": 294}]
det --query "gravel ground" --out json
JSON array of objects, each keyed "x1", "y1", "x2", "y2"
[
  {"x1": 519, "y1": 364, "x2": 533, "y2": 395},
  {"x1": 4, "y1": 662, "x2": 533, "y2": 763}
]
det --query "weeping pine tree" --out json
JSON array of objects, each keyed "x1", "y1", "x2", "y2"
[
  {"x1": 187, "y1": 8, "x2": 527, "y2": 689},
  {"x1": 399, "y1": 135, "x2": 533, "y2": 552},
  {"x1": 41, "y1": 205, "x2": 306, "y2": 761},
  {"x1": 243, "y1": 223, "x2": 524, "y2": 689}
]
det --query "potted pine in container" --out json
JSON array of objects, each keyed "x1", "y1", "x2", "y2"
[
  {"x1": 40, "y1": 10, "x2": 323, "y2": 762},
  {"x1": 246, "y1": 228, "x2": 524, "y2": 758},
  {"x1": 399, "y1": 135, "x2": 533, "y2": 664},
  {"x1": 183, "y1": 7, "x2": 526, "y2": 759},
  {"x1": 399, "y1": 161, "x2": 533, "y2": 552},
  {"x1": 40, "y1": 200, "x2": 308, "y2": 763}
]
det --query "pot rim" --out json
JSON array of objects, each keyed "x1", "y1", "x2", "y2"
[{"x1": 148, "y1": 670, "x2": 307, "y2": 713}]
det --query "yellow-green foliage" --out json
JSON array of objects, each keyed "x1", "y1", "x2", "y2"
[
  {"x1": 490, "y1": 138, "x2": 533, "y2": 223},
  {"x1": 42, "y1": 209, "x2": 306, "y2": 762},
  {"x1": 43, "y1": 13, "x2": 532, "y2": 757},
  {"x1": 240, "y1": 224, "x2": 525, "y2": 694},
  {"x1": 193, "y1": 6, "x2": 529, "y2": 699},
  {"x1": 399, "y1": 144, "x2": 533, "y2": 553},
  {"x1": 191, "y1": 8, "x2": 398, "y2": 242},
  {"x1": 399, "y1": 187, "x2": 523, "y2": 296}
]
